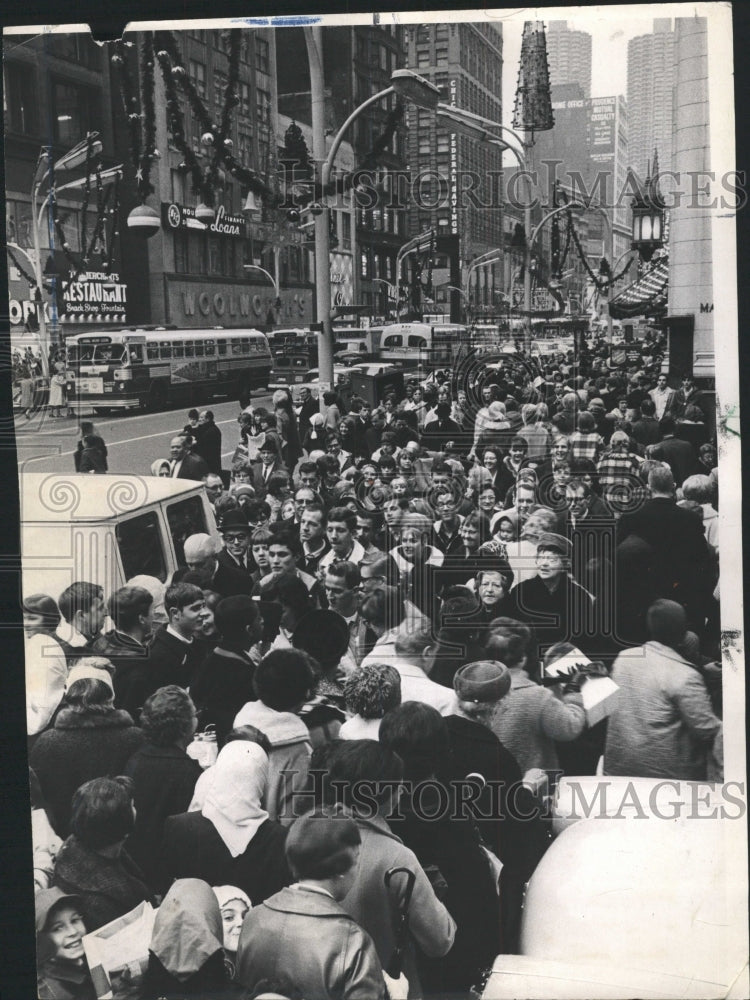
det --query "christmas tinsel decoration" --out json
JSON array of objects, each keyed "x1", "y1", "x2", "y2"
[
  {"x1": 565, "y1": 209, "x2": 632, "y2": 291},
  {"x1": 78, "y1": 134, "x2": 95, "y2": 258},
  {"x1": 49, "y1": 156, "x2": 83, "y2": 282},
  {"x1": 103, "y1": 171, "x2": 121, "y2": 274},
  {"x1": 112, "y1": 40, "x2": 143, "y2": 174},
  {"x1": 139, "y1": 33, "x2": 157, "y2": 199},
  {"x1": 513, "y1": 21, "x2": 554, "y2": 133}
]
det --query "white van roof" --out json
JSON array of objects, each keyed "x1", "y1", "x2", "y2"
[{"x1": 20, "y1": 474, "x2": 207, "y2": 523}]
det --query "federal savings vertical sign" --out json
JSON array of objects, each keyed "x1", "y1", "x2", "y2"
[{"x1": 59, "y1": 272, "x2": 128, "y2": 323}]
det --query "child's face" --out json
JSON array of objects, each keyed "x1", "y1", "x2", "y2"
[
  {"x1": 497, "y1": 520, "x2": 515, "y2": 542},
  {"x1": 234, "y1": 470, "x2": 252, "y2": 484},
  {"x1": 47, "y1": 905, "x2": 86, "y2": 963},
  {"x1": 220, "y1": 899, "x2": 249, "y2": 952}
]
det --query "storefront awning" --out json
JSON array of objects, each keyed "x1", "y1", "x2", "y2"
[{"x1": 609, "y1": 258, "x2": 668, "y2": 319}]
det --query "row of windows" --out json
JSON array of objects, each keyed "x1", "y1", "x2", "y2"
[
  {"x1": 144, "y1": 337, "x2": 263, "y2": 360},
  {"x1": 185, "y1": 29, "x2": 271, "y2": 72},
  {"x1": 360, "y1": 250, "x2": 397, "y2": 280},
  {"x1": 171, "y1": 228, "x2": 310, "y2": 283},
  {"x1": 187, "y1": 59, "x2": 271, "y2": 122},
  {"x1": 4, "y1": 63, "x2": 99, "y2": 144}
]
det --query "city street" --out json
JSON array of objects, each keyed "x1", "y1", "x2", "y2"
[{"x1": 14, "y1": 389, "x2": 271, "y2": 475}]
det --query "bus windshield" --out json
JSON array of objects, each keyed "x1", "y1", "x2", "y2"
[{"x1": 68, "y1": 343, "x2": 126, "y2": 365}]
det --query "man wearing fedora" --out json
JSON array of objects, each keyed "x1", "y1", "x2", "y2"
[{"x1": 217, "y1": 509, "x2": 254, "y2": 578}]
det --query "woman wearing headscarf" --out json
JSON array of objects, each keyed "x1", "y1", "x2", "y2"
[
  {"x1": 302, "y1": 411, "x2": 327, "y2": 454},
  {"x1": 162, "y1": 741, "x2": 291, "y2": 904},
  {"x1": 212, "y1": 885, "x2": 251, "y2": 982},
  {"x1": 143, "y1": 879, "x2": 234, "y2": 998},
  {"x1": 150, "y1": 459, "x2": 172, "y2": 477}
]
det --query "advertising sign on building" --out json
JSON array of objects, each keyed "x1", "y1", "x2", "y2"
[
  {"x1": 58, "y1": 271, "x2": 128, "y2": 323},
  {"x1": 162, "y1": 203, "x2": 248, "y2": 239},
  {"x1": 165, "y1": 277, "x2": 312, "y2": 328},
  {"x1": 329, "y1": 251, "x2": 353, "y2": 309}
]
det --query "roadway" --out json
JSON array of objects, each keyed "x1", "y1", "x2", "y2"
[{"x1": 14, "y1": 390, "x2": 273, "y2": 476}]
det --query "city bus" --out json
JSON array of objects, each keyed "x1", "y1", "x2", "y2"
[
  {"x1": 268, "y1": 330, "x2": 319, "y2": 389},
  {"x1": 64, "y1": 326, "x2": 271, "y2": 412}
]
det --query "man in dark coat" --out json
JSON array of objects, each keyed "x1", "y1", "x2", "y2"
[
  {"x1": 216, "y1": 509, "x2": 254, "y2": 579},
  {"x1": 295, "y1": 386, "x2": 319, "y2": 442},
  {"x1": 134, "y1": 583, "x2": 210, "y2": 707},
  {"x1": 251, "y1": 441, "x2": 287, "y2": 499},
  {"x1": 630, "y1": 398, "x2": 662, "y2": 452},
  {"x1": 617, "y1": 465, "x2": 713, "y2": 628},
  {"x1": 193, "y1": 410, "x2": 222, "y2": 475},
  {"x1": 169, "y1": 434, "x2": 209, "y2": 481},
  {"x1": 647, "y1": 415, "x2": 699, "y2": 487},
  {"x1": 92, "y1": 585, "x2": 153, "y2": 720},
  {"x1": 184, "y1": 532, "x2": 254, "y2": 599}
]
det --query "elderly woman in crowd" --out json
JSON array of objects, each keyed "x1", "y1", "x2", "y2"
[{"x1": 30, "y1": 677, "x2": 144, "y2": 839}]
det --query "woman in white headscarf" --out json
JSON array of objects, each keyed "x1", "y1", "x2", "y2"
[
  {"x1": 161, "y1": 742, "x2": 291, "y2": 905},
  {"x1": 143, "y1": 878, "x2": 231, "y2": 998}
]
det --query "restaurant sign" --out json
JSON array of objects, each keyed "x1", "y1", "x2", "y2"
[{"x1": 58, "y1": 271, "x2": 128, "y2": 323}]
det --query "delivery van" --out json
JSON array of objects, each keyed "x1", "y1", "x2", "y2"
[{"x1": 20, "y1": 473, "x2": 219, "y2": 602}]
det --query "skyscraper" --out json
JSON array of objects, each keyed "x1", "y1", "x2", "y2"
[
  {"x1": 627, "y1": 19, "x2": 675, "y2": 178},
  {"x1": 404, "y1": 21, "x2": 504, "y2": 321},
  {"x1": 546, "y1": 20, "x2": 592, "y2": 98}
]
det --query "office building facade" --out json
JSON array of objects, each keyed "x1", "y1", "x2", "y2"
[
  {"x1": 546, "y1": 20, "x2": 592, "y2": 99},
  {"x1": 627, "y1": 19, "x2": 675, "y2": 179}
]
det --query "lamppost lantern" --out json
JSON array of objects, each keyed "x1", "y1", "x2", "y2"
[{"x1": 629, "y1": 154, "x2": 665, "y2": 262}]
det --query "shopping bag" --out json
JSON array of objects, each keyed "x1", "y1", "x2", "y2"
[{"x1": 82, "y1": 900, "x2": 156, "y2": 1000}]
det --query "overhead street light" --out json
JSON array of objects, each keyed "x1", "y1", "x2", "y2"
[
  {"x1": 52, "y1": 133, "x2": 104, "y2": 173},
  {"x1": 390, "y1": 69, "x2": 442, "y2": 110}
]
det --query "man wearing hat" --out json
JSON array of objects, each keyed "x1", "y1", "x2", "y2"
[
  {"x1": 236, "y1": 811, "x2": 387, "y2": 999},
  {"x1": 217, "y1": 509, "x2": 254, "y2": 578},
  {"x1": 505, "y1": 532, "x2": 596, "y2": 656}
]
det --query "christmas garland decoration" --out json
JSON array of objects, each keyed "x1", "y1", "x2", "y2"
[
  {"x1": 103, "y1": 173, "x2": 121, "y2": 274},
  {"x1": 78, "y1": 134, "x2": 95, "y2": 258},
  {"x1": 111, "y1": 41, "x2": 143, "y2": 177},
  {"x1": 49, "y1": 157, "x2": 85, "y2": 282},
  {"x1": 111, "y1": 36, "x2": 158, "y2": 202},
  {"x1": 566, "y1": 209, "x2": 633, "y2": 291}
]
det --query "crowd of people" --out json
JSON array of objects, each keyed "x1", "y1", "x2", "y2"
[{"x1": 26, "y1": 337, "x2": 723, "y2": 999}]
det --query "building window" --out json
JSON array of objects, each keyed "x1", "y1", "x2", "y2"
[
  {"x1": 360, "y1": 250, "x2": 370, "y2": 279},
  {"x1": 435, "y1": 46, "x2": 448, "y2": 63},
  {"x1": 174, "y1": 230, "x2": 188, "y2": 272},
  {"x1": 170, "y1": 169, "x2": 185, "y2": 203},
  {"x1": 435, "y1": 24, "x2": 449, "y2": 42},
  {"x1": 238, "y1": 130, "x2": 253, "y2": 167},
  {"x1": 188, "y1": 29, "x2": 206, "y2": 43},
  {"x1": 418, "y1": 135, "x2": 430, "y2": 156},
  {"x1": 189, "y1": 60, "x2": 206, "y2": 100},
  {"x1": 51, "y1": 80, "x2": 98, "y2": 145},
  {"x1": 48, "y1": 35, "x2": 100, "y2": 70},
  {"x1": 256, "y1": 89, "x2": 271, "y2": 125},
  {"x1": 4, "y1": 62, "x2": 37, "y2": 135},
  {"x1": 257, "y1": 135, "x2": 270, "y2": 171},
  {"x1": 239, "y1": 81, "x2": 252, "y2": 119},
  {"x1": 255, "y1": 37, "x2": 270, "y2": 74},
  {"x1": 188, "y1": 232, "x2": 207, "y2": 274},
  {"x1": 417, "y1": 49, "x2": 430, "y2": 68},
  {"x1": 208, "y1": 236, "x2": 222, "y2": 274},
  {"x1": 436, "y1": 133, "x2": 450, "y2": 154}
]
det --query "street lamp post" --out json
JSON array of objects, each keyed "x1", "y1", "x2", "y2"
[
  {"x1": 302, "y1": 29, "x2": 439, "y2": 407},
  {"x1": 22, "y1": 135, "x2": 118, "y2": 378},
  {"x1": 371, "y1": 277, "x2": 397, "y2": 319},
  {"x1": 243, "y1": 263, "x2": 279, "y2": 297}
]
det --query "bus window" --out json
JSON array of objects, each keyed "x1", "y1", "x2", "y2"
[
  {"x1": 159, "y1": 343, "x2": 172, "y2": 360},
  {"x1": 67, "y1": 346, "x2": 79, "y2": 363},
  {"x1": 146, "y1": 342, "x2": 159, "y2": 361},
  {"x1": 240, "y1": 339, "x2": 250, "y2": 354},
  {"x1": 383, "y1": 335, "x2": 403, "y2": 347},
  {"x1": 184, "y1": 342, "x2": 195, "y2": 358},
  {"x1": 166, "y1": 495, "x2": 207, "y2": 566},
  {"x1": 408, "y1": 336, "x2": 427, "y2": 348},
  {"x1": 173, "y1": 342, "x2": 184, "y2": 359},
  {"x1": 217, "y1": 339, "x2": 227, "y2": 356},
  {"x1": 204, "y1": 340, "x2": 215, "y2": 356},
  {"x1": 116, "y1": 511, "x2": 167, "y2": 582},
  {"x1": 127, "y1": 345, "x2": 144, "y2": 364},
  {"x1": 195, "y1": 341, "x2": 205, "y2": 357},
  {"x1": 231, "y1": 341, "x2": 244, "y2": 356}
]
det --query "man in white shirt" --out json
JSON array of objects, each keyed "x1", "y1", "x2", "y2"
[
  {"x1": 387, "y1": 624, "x2": 458, "y2": 716},
  {"x1": 323, "y1": 561, "x2": 367, "y2": 671},
  {"x1": 649, "y1": 373, "x2": 677, "y2": 421}
]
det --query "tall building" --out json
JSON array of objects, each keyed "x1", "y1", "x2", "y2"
[
  {"x1": 536, "y1": 85, "x2": 631, "y2": 269},
  {"x1": 546, "y1": 20, "x2": 592, "y2": 98},
  {"x1": 4, "y1": 31, "x2": 123, "y2": 349},
  {"x1": 276, "y1": 24, "x2": 409, "y2": 317},
  {"x1": 403, "y1": 21, "x2": 504, "y2": 321},
  {"x1": 144, "y1": 27, "x2": 317, "y2": 331},
  {"x1": 627, "y1": 19, "x2": 675, "y2": 178}
]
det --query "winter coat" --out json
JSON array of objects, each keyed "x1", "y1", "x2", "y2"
[
  {"x1": 37, "y1": 957, "x2": 97, "y2": 1000},
  {"x1": 193, "y1": 421, "x2": 223, "y2": 475},
  {"x1": 236, "y1": 885, "x2": 387, "y2": 1000},
  {"x1": 190, "y1": 646, "x2": 257, "y2": 744},
  {"x1": 52, "y1": 837, "x2": 155, "y2": 932},
  {"x1": 29, "y1": 708, "x2": 144, "y2": 838},
  {"x1": 340, "y1": 814, "x2": 456, "y2": 980},
  {"x1": 91, "y1": 630, "x2": 150, "y2": 721},
  {"x1": 162, "y1": 811, "x2": 291, "y2": 905},
  {"x1": 25, "y1": 631, "x2": 68, "y2": 736},
  {"x1": 232, "y1": 700, "x2": 312, "y2": 824},
  {"x1": 123, "y1": 743, "x2": 202, "y2": 893},
  {"x1": 139, "y1": 626, "x2": 207, "y2": 701},
  {"x1": 604, "y1": 641, "x2": 721, "y2": 780}
]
